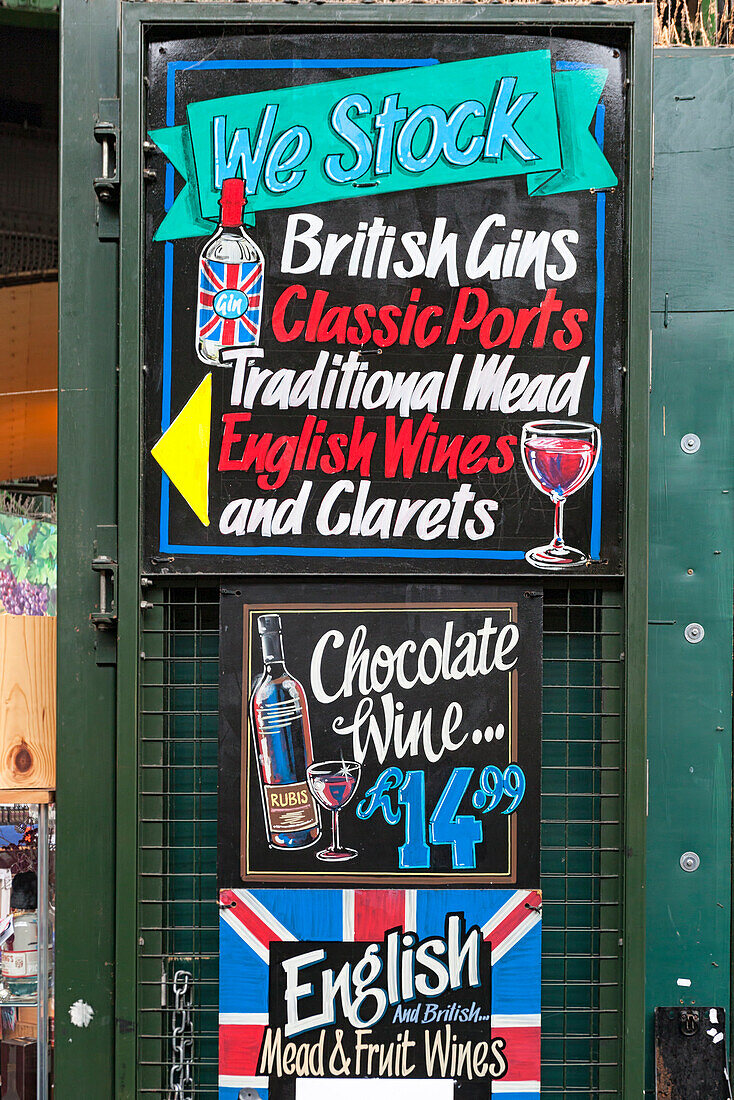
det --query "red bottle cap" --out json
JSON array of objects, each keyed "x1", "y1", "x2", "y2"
[{"x1": 219, "y1": 177, "x2": 246, "y2": 228}]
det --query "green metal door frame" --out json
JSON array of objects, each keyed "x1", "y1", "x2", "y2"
[
  {"x1": 56, "y1": 0, "x2": 119, "y2": 1088},
  {"x1": 58, "y1": 4, "x2": 652, "y2": 1094},
  {"x1": 118, "y1": 7, "x2": 651, "y2": 1097}
]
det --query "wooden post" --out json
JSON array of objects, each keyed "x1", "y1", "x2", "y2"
[{"x1": 0, "y1": 615, "x2": 56, "y2": 791}]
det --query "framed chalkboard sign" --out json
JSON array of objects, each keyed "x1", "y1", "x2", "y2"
[
  {"x1": 142, "y1": 25, "x2": 630, "y2": 575},
  {"x1": 218, "y1": 581, "x2": 541, "y2": 887}
]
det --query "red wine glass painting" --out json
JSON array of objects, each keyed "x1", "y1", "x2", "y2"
[
  {"x1": 521, "y1": 420, "x2": 601, "y2": 569},
  {"x1": 306, "y1": 760, "x2": 362, "y2": 862}
]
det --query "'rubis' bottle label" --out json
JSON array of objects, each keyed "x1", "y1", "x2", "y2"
[{"x1": 249, "y1": 614, "x2": 321, "y2": 850}]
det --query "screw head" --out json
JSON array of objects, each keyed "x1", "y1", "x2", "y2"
[
  {"x1": 684, "y1": 622, "x2": 705, "y2": 644},
  {"x1": 681, "y1": 433, "x2": 701, "y2": 454},
  {"x1": 680, "y1": 851, "x2": 700, "y2": 872}
]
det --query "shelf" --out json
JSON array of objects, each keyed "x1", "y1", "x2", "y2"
[{"x1": 0, "y1": 790, "x2": 54, "y2": 805}]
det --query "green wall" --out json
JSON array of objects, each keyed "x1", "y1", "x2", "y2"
[{"x1": 646, "y1": 47, "x2": 734, "y2": 1092}]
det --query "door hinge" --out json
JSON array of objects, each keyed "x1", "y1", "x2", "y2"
[
  {"x1": 94, "y1": 97, "x2": 120, "y2": 241},
  {"x1": 91, "y1": 524, "x2": 118, "y2": 664}
]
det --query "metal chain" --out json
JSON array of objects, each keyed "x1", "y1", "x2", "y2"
[{"x1": 169, "y1": 969, "x2": 194, "y2": 1100}]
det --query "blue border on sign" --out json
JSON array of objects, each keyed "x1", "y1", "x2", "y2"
[{"x1": 157, "y1": 56, "x2": 605, "y2": 561}]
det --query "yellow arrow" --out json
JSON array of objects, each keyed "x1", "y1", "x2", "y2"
[{"x1": 151, "y1": 373, "x2": 212, "y2": 527}]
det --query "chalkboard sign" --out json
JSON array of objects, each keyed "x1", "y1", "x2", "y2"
[
  {"x1": 143, "y1": 28, "x2": 627, "y2": 575},
  {"x1": 218, "y1": 581, "x2": 541, "y2": 887}
]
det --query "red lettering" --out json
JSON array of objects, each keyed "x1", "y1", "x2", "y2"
[
  {"x1": 554, "y1": 308, "x2": 588, "y2": 350},
  {"x1": 321, "y1": 433, "x2": 348, "y2": 475},
  {"x1": 413, "y1": 306, "x2": 444, "y2": 348},
  {"x1": 218, "y1": 413, "x2": 252, "y2": 470},
  {"x1": 384, "y1": 415, "x2": 437, "y2": 478},
  {"x1": 508, "y1": 306, "x2": 540, "y2": 349},
  {"x1": 305, "y1": 419, "x2": 328, "y2": 471},
  {"x1": 399, "y1": 288, "x2": 423, "y2": 345},
  {"x1": 488, "y1": 434, "x2": 517, "y2": 474},
  {"x1": 262, "y1": 436, "x2": 298, "y2": 490},
  {"x1": 305, "y1": 289, "x2": 329, "y2": 342},
  {"x1": 316, "y1": 305, "x2": 350, "y2": 343},
  {"x1": 346, "y1": 303, "x2": 375, "y2": 345},
  {"x1": 373, "y1": 304, "x2": 402, "y2": 348},
  {"x1": 431, "y1": 434, "x2": 464, "y2": 480},
  {"x1": 446, "y1": 288, "x2": 489, "y2": 344},
  {"x1": 458, "y1": 435, "x2": 492, "y2": 475},
  {"x1": 293, "y1": 416, "x2": 316, "y2": 470},
  {"x1": 271, "y1": 285, "x2": 307, "y2": 342},
  {"x1": 479, "y1": 308, "x2": 514, "y2": 349},
  {"x1": 532, "y1": 289, "x2": 564, "y2": 347},
  {"x1": 346, "y1": 416, "x2": 378, "y2": 476}
]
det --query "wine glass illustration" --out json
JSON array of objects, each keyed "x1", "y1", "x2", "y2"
[
  {"x1": 306, "y1": 760, "x2": 362, "y2": 862},
  {"x1": 521, "y1": 420, "x2": 601, "y2": 569}
]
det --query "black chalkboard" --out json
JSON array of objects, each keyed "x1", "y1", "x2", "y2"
[
  {"x1": 143, "y1": 28, "x2": 627, "y2": 575},
  {"x1": 266, "y1": 931, "x2": 493, "y2": 1100},
  {"x1": 219, "y1": 580, "x2": 541, "y2": 887}
]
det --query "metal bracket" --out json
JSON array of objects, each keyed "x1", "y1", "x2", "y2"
[
  {"x1": 91, "y1": 525, "x2": 118, "y2": 665},
  {"x1": 655, "y1": 1007, "x2": 729, "y2": 1100},
  {"x1": 679, "y1": 1009, "x2": 700, "y2": 1036},
  {"x1": 94, "y1": 98, "x2": 120, "y2": 240},
  {"x1": 91, "y1": 555, "x2": 117, "y2": 630}
]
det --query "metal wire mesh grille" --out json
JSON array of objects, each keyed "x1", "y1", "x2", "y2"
[
  {"x1": 138, "y1": 583, "x2": 624, "y2": 1098},
  {"x1": 0, "y1": 124, "x2": 58, "y2": 281}
]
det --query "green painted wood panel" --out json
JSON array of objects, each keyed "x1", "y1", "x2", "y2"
[
  {"x1": 651, "y1": 50, "x2": 734, "y2": 312},
  {"x1": 646, "y1": 49, "x2": 734, "y2": 1096}
]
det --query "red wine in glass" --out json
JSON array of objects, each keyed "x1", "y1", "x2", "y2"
[
  {"x1": 306, "y1": 760, "x2": 361, "y2": 862},
  {"x1": 521, "y1": 420, "x2": 601, "y2": 569}
]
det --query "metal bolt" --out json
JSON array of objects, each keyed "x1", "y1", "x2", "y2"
[
  {"x1": 684, "y1": 622, "x2": 704, "y2": 644},
  {"x1": 680, "y1": 851, "x2": 700, "y2": 872},
  {"x1": 680, "y1": 433, "x2": 701, "y2": 454}
]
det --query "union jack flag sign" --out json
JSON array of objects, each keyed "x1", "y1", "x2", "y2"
[
  {"x1": 219, "y1": 887, "x2": 541, "y2": 1100},
  {"x1": 197, "y1": 258, "x2": 263, "y2": 350}
]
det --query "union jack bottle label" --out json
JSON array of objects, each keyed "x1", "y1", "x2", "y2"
[{"x1": 196, "y1": 257, "x2": 263, "y2": 351}]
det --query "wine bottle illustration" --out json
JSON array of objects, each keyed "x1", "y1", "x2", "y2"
[
  {"x1": 196, "y1": 176, "x2": 264, "y2": 365},
  {"x1": 249, "y1": 614, "x2": 321, "y2": 850}
]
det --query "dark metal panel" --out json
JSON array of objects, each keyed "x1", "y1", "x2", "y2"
[
  {"x1": 56, "y1": 0, "x2": 119, "y2": 1091},
  {"x1": 654, "y1": 1008, "x2": 729, "y2": 1100}
]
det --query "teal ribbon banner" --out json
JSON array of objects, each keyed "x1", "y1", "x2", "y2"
[{"x1": 151, "y1": 51, "x2": 617, "y2": 242}]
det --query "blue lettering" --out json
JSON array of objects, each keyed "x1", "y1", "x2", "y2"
[
  {"x1": 373, "y1": 93, "x2": 407, "y2": 176},
  {"x1": 212, "y1": 105, "x2": 279, "y2": 193},
  {"x1": 213, "y1": 290, "x2": 248, "y2": 319},
  {"x1": 264, "y1": 126, "x2": 311, "y2": 194},
  {"x1": 484, "y1": 76, "x2": 538, "y2": 162},
  {"x1": 443, "y1": 100, "x2": 485, "y2": 166},
  {"x1": 324, "y1": 94, "x2": 373, "y2": 183},
  {"x1": 396, "y1": 104, "x2": 446, "y2": 173},
  {"x1": 356, "y1": 767, "x2": 403, "y2": 825}
]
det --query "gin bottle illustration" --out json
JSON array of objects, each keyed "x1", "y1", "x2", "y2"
[
  {"x1": 196, "y1": 176, "x2": 264, "y2": 364},
  {"x1": 249, "y1": 614, "x2": 321, "y2": 850}
]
